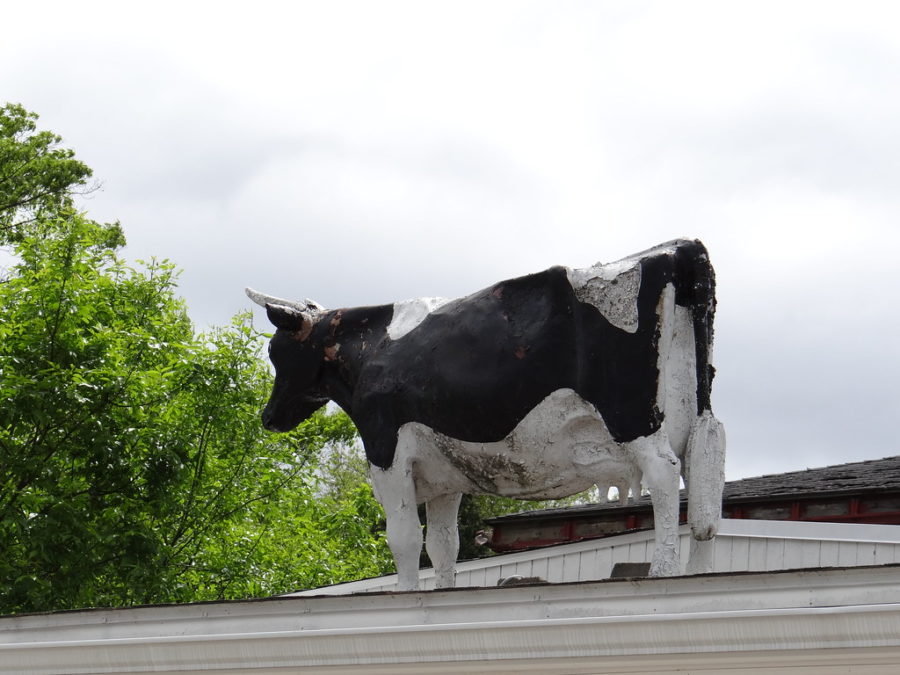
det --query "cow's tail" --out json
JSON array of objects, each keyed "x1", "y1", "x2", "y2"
[{"x1": 673, "y1": 241, "x2": 726, "y2": 548}]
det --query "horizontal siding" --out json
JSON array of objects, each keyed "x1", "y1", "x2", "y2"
[
  {"x1": 290, "y1": 520, "x2": 900, "y2": 595},
  {"x1": 700, "y1": 530, "x2": 900, "y2": 575},
  {"x1": 438, "y1": 530, "x2": 900, "y2": 590}
]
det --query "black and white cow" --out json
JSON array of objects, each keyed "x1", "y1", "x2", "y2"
[{"x1": 248, "y1": 239, "x2": 726, "y2": 589}]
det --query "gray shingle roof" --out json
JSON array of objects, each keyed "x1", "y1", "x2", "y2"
[{"x1": 722, "y1": 455, "x2": 900, "y2": 501}]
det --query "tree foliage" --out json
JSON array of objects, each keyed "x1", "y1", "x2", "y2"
[
  {"x1": 0, "y1": 210, "x2": 392, "y2": 614},
  {"x1": 0, "y1": 104, "x2": 398, "y2": 615},
  {"x1": 0, "y1": 103, "x2": 94, "y2": 243}
]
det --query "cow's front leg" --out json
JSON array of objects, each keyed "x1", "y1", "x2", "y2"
[
  {"x1": 425, "y1": 493, "x2": 462, "y2": 589},
  {"x1": 370, "y1": 461, "x2": 423, "y2": 591},
  {"x1": 634, "y1": 429, "x2": 682, "y2": 577}
]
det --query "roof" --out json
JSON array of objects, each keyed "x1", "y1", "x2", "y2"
[
  {"x1": 3, "y1": 564, "x2": 900, "y2": 673},
  {"x1": 486, "y1": 455, "x2": 900, "y2": 524},
  {"x1": 287, "y1": 518, "x2": 900, "y2": 595},
  {"x1": 723, "y1": 454, "x2": 900, "y2": 501}
]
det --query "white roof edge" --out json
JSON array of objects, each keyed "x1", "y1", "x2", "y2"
[
  {"x1": 2, "y1": 565, "x2": 900, "y2": 673},
  {"x1": 717, "y1": 517, "x2": 900, "y2": 543}
]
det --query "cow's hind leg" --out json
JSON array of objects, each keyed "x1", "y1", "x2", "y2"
[
  {"x1": 425, "y1": 493, "x2": 462, "y2": 589},
  {"x1": 633, "y1": 429, "x2": 682, "y2": 577},
  {"x1": 370, "y1": 461, "x2": 423, "y2": 592}
]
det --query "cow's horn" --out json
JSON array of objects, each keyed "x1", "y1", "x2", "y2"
[{"x1": 245, "y1": 288, "x2": 322, "y2": 313}]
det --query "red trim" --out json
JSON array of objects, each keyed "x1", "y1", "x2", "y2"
[
  {"x1": 488, "y1": 495, "x2": 900, "y2": 553},
  {"x1": 491, "y1": 536, "x2": 578, "y2": 552},
  {"x1": 561, "y1": 519, "x2": 575, "y2": 541},
  {"x1": 800, "y1": 511, "x2": 900, "y2": 524}
]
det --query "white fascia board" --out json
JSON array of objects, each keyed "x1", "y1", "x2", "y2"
[
  {"x1": 3, "y1": 565, "x2": 900, "y2": 674},
  {"x1": 2, "y1": 604, "x2": 900, "y2": 674},
  {"x1": 717, "y1": 517, "x2": 900, "y2": 543}
]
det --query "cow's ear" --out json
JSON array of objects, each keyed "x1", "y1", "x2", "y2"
[{"x1": 266, "y1": 303, "x2": 313, "y2": 334}]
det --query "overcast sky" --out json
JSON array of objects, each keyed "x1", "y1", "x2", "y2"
[{"x1": 3, "y1": 1, "x2": 899, "y2": 481}]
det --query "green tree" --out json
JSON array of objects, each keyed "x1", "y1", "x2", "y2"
[
  {"x1": 0, "y1": 104, "x2": 94, "y2": 243},
  {"x1": 0, "y1": 105, "x2": 393, "y2": 614},
  {"x1": 0, "y1": 213, "x2": 391, "y2": 613}
]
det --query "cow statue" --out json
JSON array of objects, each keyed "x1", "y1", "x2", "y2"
[{"x1": 247, "y1": 238, "x2": 726, "y2": 590}]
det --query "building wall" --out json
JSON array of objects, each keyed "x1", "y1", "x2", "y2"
[{"x1": 293, "y1": 519, "x2": 900, "y2": 595}]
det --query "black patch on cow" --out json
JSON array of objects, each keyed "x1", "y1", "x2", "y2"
[{"x1": 673, "y1": 240, "x2": 717, "y2": 413}]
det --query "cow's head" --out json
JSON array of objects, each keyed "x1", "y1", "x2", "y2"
[{"x1": 246, "y1": 288, "x2": 330, "y2": 432}]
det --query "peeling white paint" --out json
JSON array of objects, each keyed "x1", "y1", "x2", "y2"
[
  {"x1": 635, "y1": 429, "x2": 682, "y2": 577},
  {"x1": 665, "y1": 305, "x2": 698, "y2": 460},
  {"x1": 686, "y1": 410, "x2": 727, "y2": 541},
  {"x1": 371, "y1": 457, "x2": 423, "y2": 592},
  {"x1": 566, "y1": 258, "x2": 641, "y2": 332},
  {"x1": 386, "y1": 297, "x2": 452, "y2": 340},
  {"x1": 407, "y1": 389, "x2": 625, "y2": 501},
  {"x1": 597, "y1": 465, "x2": 642, "y2": 504},
  {"x1": 424, "y1": 493, "x2": 461, "y2": 589}
]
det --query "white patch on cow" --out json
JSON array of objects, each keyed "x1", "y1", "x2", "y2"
[
  {"x1": 566, "y1": 258, "x2": 642, "y2": 333},
  {"x1": 403, "y1": 389, "x2": 624, "y2": 503},
  {"x1": 665, "y1": 304, "x2": 698, "y2": 460},
  {"x1": 387, "y1": 297, "x2": 452, "y2": 340},
  {"x1": 655, "y1": 283, "x2": 676, "y2": 416}
]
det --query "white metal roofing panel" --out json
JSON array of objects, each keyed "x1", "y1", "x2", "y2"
[{"x1": 3, "y1": 565, "x2": 900, "y2": 674}]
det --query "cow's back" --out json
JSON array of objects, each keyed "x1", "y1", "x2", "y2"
[
  {"x1": 352, "y1": 241, "x2": 713, "y2": 468},
  {"x1": 356, "y1": 266, "x2": 581, "y2": 448},
  {"x1": 355, "y1": 261, "x2": 669, "y2": 452}
]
